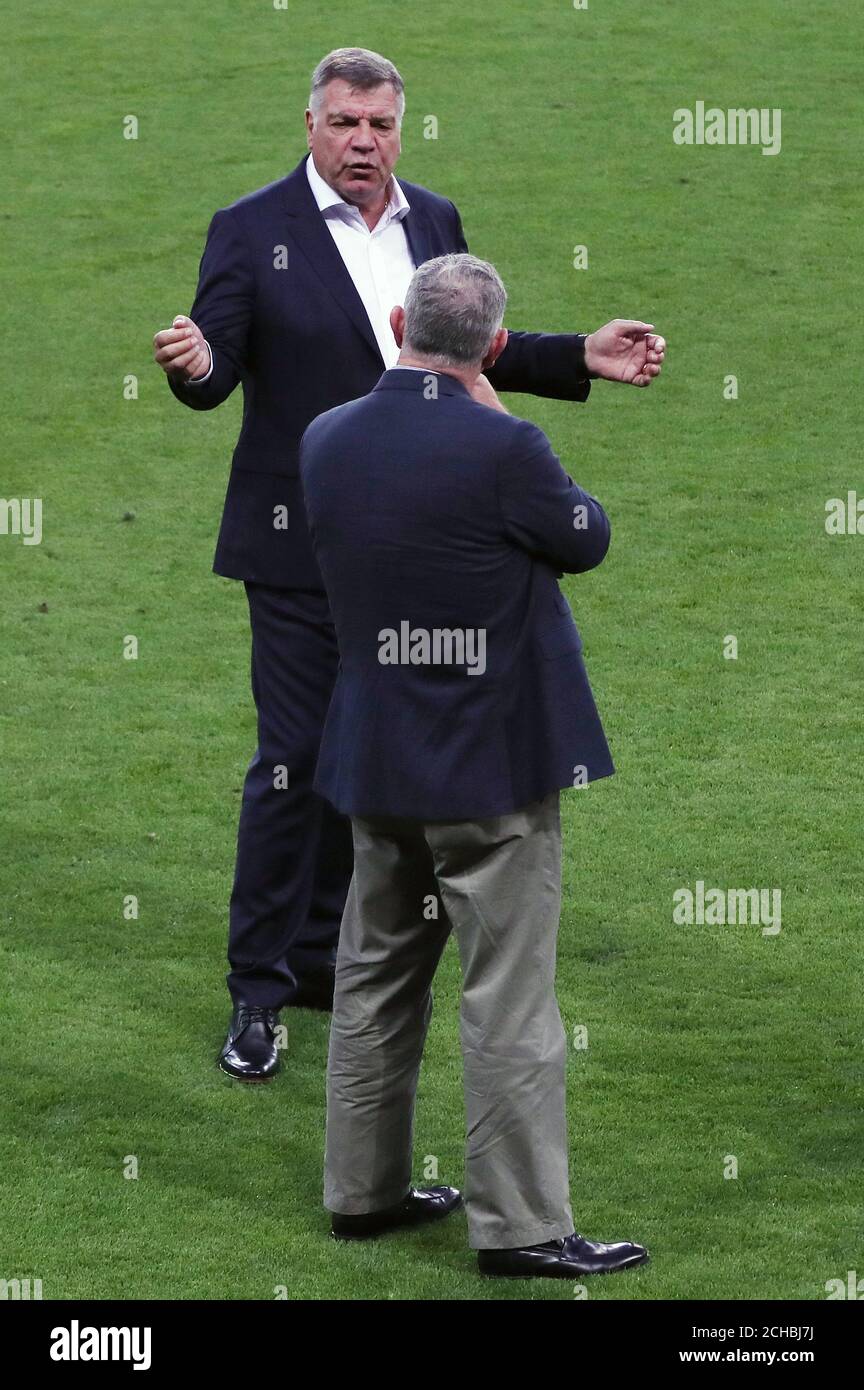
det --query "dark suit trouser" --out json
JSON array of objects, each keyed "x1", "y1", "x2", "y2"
[
  {"x1": 324, "y1": 793, "x2": 575, "y2": 1250},
  {"x1": 226, "y1": 584, "x2": 354, "y2": 1008}
]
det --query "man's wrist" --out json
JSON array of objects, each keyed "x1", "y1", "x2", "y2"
[
  {"x1": 581, "y1": 332, "x2": 601, "y2": 381},
  {"x1": 187, "y1": 341, "x2": 213, "y2": 384}
]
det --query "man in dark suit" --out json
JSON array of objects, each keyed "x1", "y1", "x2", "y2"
[
  {"x1": 300, "y1": 252, "x2": 649, "y2": 1279},
  {"x1": 153, "y1": 47, "x2": 665, "y2": 1082}
]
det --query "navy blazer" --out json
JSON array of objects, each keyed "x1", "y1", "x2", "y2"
[
  {"x1": 169, "y1": 155, "x2": 594, "y2": 588},
  {"x1": 300, "y1": 368, "x2": 614, "y2": 820}
]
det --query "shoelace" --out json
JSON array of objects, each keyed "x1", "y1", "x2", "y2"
[{"x1": 236, "y1": 1006, "x2": 276, "y2": 1033}]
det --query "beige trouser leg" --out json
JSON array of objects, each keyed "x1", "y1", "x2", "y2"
[
  {"x1": 427, "y1": 793, "x2": 573, "y2": 1249},
  {"x1": 324, "y1": 815, "x2": 449, "y2": 1215},
  {"x1": 324, "y1": 793, "x2": 573, "y2": 1250}
]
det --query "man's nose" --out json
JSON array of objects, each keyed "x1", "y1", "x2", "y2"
[{"x1": 351, "y1": 123, "x2": 375, "y2": 150}]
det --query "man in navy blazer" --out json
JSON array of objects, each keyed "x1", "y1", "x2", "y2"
[
  {"x1": 300, "y1": 252, "x2": 649, "y2": 1280},
  {"x1": 303, "y1": 357, "x2": 615, "y2": 823},
  {"x1": 153, "y1": 47, "x2": 665, "y2": 1083}
]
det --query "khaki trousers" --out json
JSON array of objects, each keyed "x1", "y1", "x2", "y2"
[{"x1": 324, "y1": 791, "x2": 574, "y2": 1250}]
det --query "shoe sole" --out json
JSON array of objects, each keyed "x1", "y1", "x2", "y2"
[
  {"x1": 217, "y1": 1060, "x2": 278, "y2": 1083},
  {"x1": 479, "y1": 1251, "x2": 650, "y2": 1279},
  {"x1": 332, "y1": 1195, "x2": 464, "y2": 1241}
]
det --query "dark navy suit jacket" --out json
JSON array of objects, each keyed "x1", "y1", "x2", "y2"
[
  {"x1": 300, "y1": 368, "x2": 614, "y2": 820},
  {"x1": 170, "y1": 155, "x2": 594, "y2": 588}
]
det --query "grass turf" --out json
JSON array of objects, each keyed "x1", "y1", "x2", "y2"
[{"x1": 1, "y1": 0, "x2": 861, "y2": 1299}]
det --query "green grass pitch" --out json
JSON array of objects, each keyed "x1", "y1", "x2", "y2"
[{"x1": 1, "y1": 0, "x2": 861, "y2": 1300}]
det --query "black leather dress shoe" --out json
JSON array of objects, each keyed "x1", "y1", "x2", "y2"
[
  {"x1": 285, "y1": 963, "x2": 336, "y2": 1013},
  {"x1": 478, "y1": 1231, "x2": 649, "y2": 1279},
  {"x1": 218, "y1": 1006, "x2": 281, "y2": 1082},
  {"x1": 331, "y1": 1186, "x2": 463, "y2": 1241}
]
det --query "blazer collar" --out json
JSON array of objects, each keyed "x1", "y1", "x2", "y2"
[
  {"x1": 372, "y1": 367, "x2": 471, "y2": 399},
  {"x1": 280, "y1": 155, "x2": 435, "y2": 364}
]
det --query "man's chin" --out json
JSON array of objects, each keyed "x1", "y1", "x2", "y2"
[{"x1": 341, "y1": 174, "x2": 385, "y2": 201}]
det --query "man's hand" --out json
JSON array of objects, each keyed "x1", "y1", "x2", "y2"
[
  {"x1": 584, "y1": 320, "x2": 666, "y2": 387},
  {"x1": 470, "y1": 373, "x2": 509, "y2": 413},
  {"x1": 153, "y1": 315, "x2": 211, "y2": 381}
]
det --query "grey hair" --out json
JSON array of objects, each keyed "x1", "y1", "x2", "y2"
[
  {"x1": 309, "y1": 48, "x2": 405, "y2": 122},
  {"x1": 402, "y1": 254, "x2": 507, "y2": 368}
]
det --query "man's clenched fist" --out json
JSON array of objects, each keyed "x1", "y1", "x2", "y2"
[
  {"x1": 153, "y1": 315, "x2": 211, "y2": 381},
  {"x1": 584, "y1": 320, "x2": 666, "y2": 388}
]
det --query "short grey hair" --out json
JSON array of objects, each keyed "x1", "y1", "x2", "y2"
[
  {"x1": 309, "y1": 48, "x2": 405, "y2": 122},
  {"x1": 402, "y1": 254, "x2": 507, "y2": 368}
]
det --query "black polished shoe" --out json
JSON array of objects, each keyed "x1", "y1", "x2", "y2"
[
  {"x1": 478, "y1": 1231, "x2": 649, "y2": 1279},
  {"x1": 217, "y1": 1006, "x2": 281, "y2": 1082},
  {"x1": 286, "y1": 963, "x2": 336, "y2": 1013},
  {"x1": 331, "y1": 1186, "x2": 463, "y2": 1241}
]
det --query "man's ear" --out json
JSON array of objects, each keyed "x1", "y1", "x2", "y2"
[
  {"x1": 390, "y1": 305, "x2": 405, "y2": 349},
  {"x1": 481, "y1": 327, "x2": 508, "y2": 371},
  {"x1": 305, "y1": 110, "x2": 314, "y2": 147}
]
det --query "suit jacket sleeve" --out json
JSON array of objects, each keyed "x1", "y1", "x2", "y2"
[
  {"x1": 168, "y1": 207, "x2": 256, "y2": 412},
  {"x1": 498, "y1": 419, "x2": 610, "y2": 574},
  {"x1": 448, "y1": 200, "x2": 593, "y2": 403}
]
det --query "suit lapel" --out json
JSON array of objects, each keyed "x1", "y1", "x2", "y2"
[
  {"x1": 281, "y1": 155, "x2": 437, "y2": 366},
  {"x1": 281, "y1": 157, "x2": 382, "y2": 362},
  {"x1": 401, "y1": 206, "x2": 433, "y2": 271}
]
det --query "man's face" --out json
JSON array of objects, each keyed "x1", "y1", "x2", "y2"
[{"x1": 306, "y1": 79, "x2": 402, "y2": 206}]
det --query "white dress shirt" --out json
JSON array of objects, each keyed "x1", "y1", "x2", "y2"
[
  {"x1": 304, "y1": 153, "x2": 416, "y2": 367},
  {"x1": 190, "y1": 155, "x2": 417, "y2": 383}
]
